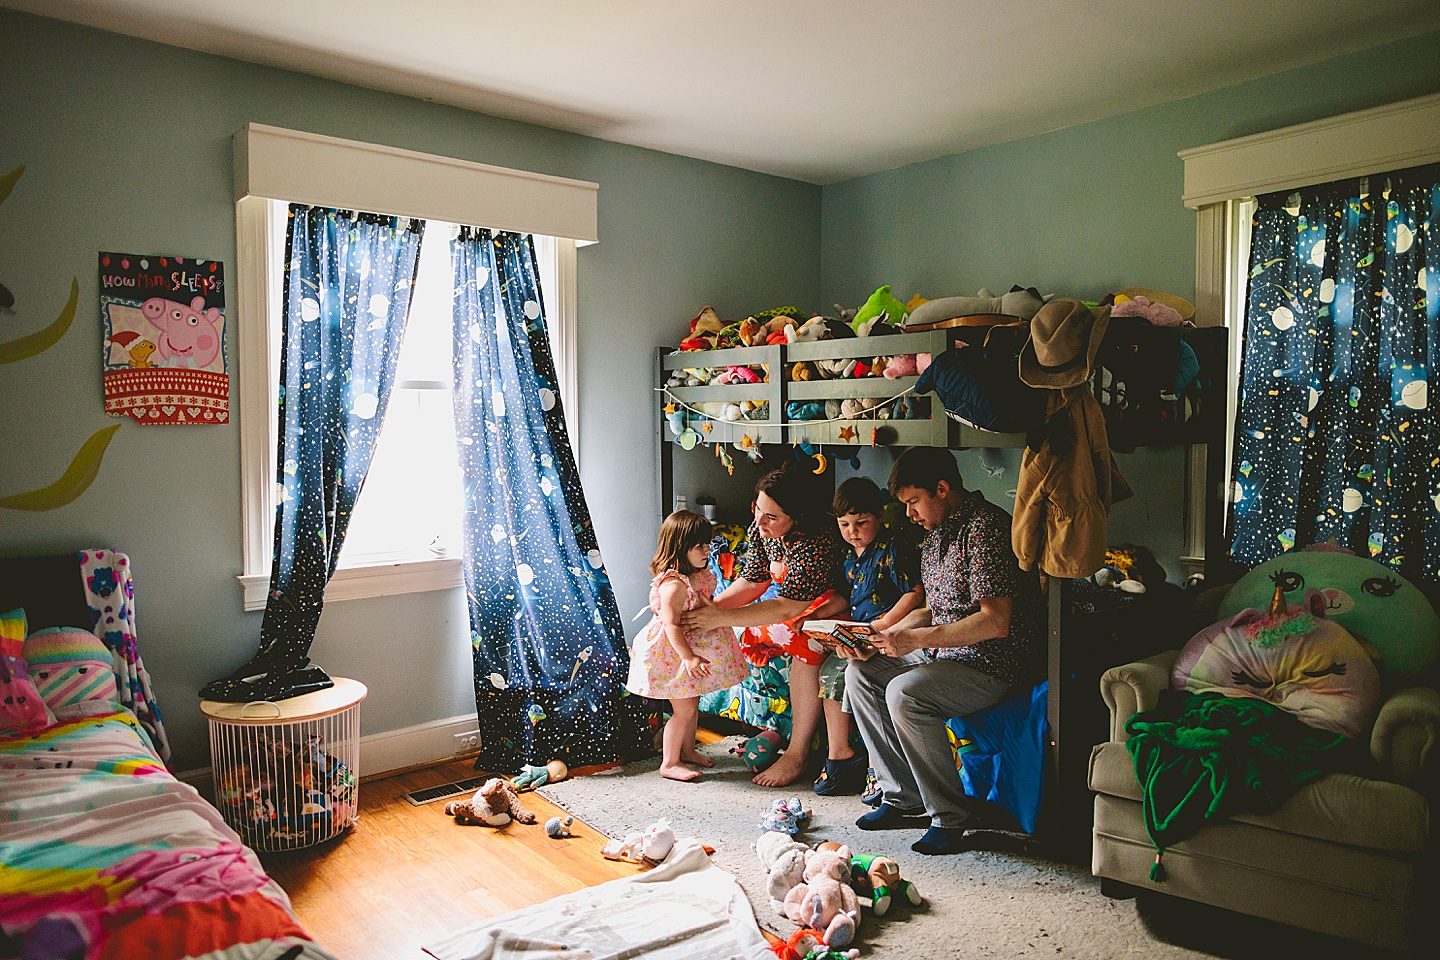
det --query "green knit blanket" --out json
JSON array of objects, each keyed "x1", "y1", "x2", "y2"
[{"x1": 1124, "y1": 690, "x2": 1355, "y2": 880}]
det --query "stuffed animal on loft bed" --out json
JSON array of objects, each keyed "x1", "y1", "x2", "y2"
[
  {"x1": 903, "y1": 285, "x2": 1052, "y2": 329},
  {"x1": 849, "y1": 285, "x2": 908, "y2": 336}
]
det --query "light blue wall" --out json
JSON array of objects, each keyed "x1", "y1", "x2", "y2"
[
  {"x1": 821, "y1": 29, "x2": 1440, "y2": 309},
  {"x1": 0, "y1": 10, "x2": 819, "y2": 769},
  {"x1": 820, "y1": 29, "x2": 1440, "y2": 577}
]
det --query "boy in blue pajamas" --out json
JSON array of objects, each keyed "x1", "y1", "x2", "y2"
[{"x1": 813, "y1": 478, "x2": 924, "y2": 795}]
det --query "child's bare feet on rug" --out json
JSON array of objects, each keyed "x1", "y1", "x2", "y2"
[
  {"x1": 660, "y1": 762, "x2": 702, "y2": 782},
  {"x1": 680, "y1": 747, "x2": 715, "y2": 768},
  {"x1": 753, "y1": 750, "x2": 806, "y2": 787}
]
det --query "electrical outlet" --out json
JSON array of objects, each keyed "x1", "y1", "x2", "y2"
[{"x1": 453, "y1": 730, "x2": 481, "y2": 754}]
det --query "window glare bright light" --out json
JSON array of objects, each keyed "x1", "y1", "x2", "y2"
[{"x1": 339, "y1": 223, "x2": 464, "y2": 566}]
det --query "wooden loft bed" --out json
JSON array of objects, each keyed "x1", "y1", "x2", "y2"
[{"x1": 654, "y1": 322, "x2": 1229, "y2": 860}]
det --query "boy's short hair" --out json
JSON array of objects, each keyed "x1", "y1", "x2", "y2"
[
  {"x1": 833, "y1": 477, "x2": 887, "y2": 518},
  {"x1": 888, "y1": 447, "x2": 962, "y2": 497}
]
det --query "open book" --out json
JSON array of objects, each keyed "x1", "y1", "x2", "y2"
[{"x1": 801, "y1": 619, "x2": 874, "y2": 652}]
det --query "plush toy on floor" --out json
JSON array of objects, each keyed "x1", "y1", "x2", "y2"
[
  {"x1": 444, "y1": 777, "x2": 537, "y2": 827},
  {"x1": 511, "y1": 759, "x2": 569, "y2": 792},
  {"x1": 545, "y1": 815, "x2": 575, "y2": 838},
  {"x1": 848, "y1": 852, "x2": 923, "y2": 916},
  {"x1": 768, "y1": 929, "x2": 858, "y2": 960},
  {"x1": 757, "y1": 830, "x2": 809, "y2": 911},
  {"x1": 760, "y1": 797, "x2": 812, "y2": 835},
  {"x1": 782, "y1": 844, "x2": 861, "y2": 948},
  {"x1": 600, "y1": 818, "x2": 677, "y2": 865}
]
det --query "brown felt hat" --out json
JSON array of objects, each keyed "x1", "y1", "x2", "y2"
[{"x1": 1018, "y1": 299, "x2": 1109, "y2": 389}]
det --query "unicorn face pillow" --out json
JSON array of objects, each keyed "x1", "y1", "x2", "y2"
[
  {"x1": 1173, "y1": 589, "x2": 1382, "y2": 740},
  {"x1": 1218, "y1": 550, "x2": 1439, "y2": 682}
]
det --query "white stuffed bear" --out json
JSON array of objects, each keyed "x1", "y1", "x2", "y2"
[
  {"x1": 601, "y1": 818, "x2": 676, "y2": 865},
  {"x1": 756, "y1": 830, "x2": 808, "y2": 912}
]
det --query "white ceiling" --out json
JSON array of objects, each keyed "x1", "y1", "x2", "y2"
[{"x1": 9, "y1": 0, "x2": 1440, "y2": 184}]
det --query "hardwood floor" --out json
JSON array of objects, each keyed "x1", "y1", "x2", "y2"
[{"x1": 260, "y1": 759, "x2": 642, "y2": 960}]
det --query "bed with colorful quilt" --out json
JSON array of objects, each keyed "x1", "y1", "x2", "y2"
[{"x1": 1, "y1": 550, "x2": 335, "y2": 960}]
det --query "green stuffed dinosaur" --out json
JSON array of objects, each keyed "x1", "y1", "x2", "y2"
[{"x1": 851, "y1": 285, "x2": 908, "y2": 335}]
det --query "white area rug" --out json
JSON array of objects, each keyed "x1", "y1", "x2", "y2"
[
  {"x1": 530, "y1": 739, "x2": 1396, "y2": 959},
  {"x1": 422, "y1": 838, "x2": 770, "y2": 960}
]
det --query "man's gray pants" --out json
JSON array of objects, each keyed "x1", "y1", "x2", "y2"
[{"x1": 846, "y1": 652, "x2": 1011, "y2": 828}]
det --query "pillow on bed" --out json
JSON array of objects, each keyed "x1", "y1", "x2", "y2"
[
  {"x1": 23, "y1": 626, "x2": 119, "y2": 718},
  {"x1": 2, "y1": 608, "x2": 57, "y2": 736}
]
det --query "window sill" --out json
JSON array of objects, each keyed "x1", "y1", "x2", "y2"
[{"x1": 238, "y1": 557, "x2": 464, "y2": 612}]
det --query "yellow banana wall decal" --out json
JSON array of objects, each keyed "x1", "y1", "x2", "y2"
[
  {"x1": 0, "y1": 276, "x2": 78, "y2": 364},
  {"x1": 0, "y1": 165, "x2": 22, "y2": 207},
  {"x1": 0, "y1": 424, "x2": 122, "y2": 511}
]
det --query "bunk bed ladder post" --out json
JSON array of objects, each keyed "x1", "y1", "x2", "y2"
[
  {"x1": 765, "y1": 343, "x2": 784, "y2": 446},
  {"x1": 1042, "y1": 574, "x2": 1077, "y2": 860},
  {"x1": 922, "y1": 329, "x2": 948, "y2": 445},
  {"x1": 656, "y1": 346, "x2": 673, "y2": 521}
]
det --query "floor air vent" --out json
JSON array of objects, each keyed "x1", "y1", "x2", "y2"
[{"x1": 401, "y1": 776, "x2": 490, "y2": 806}]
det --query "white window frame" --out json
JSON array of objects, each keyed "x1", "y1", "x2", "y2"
[
  {"x1": 233, "y1": 124, "x2": 595, "y2": 611},
  {"x1": 1181, "y1": 92, "x2": 1440, "y2": 566}
]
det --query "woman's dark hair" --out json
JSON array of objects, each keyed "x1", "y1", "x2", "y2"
[
  {"x1": 833, "y1": 477, "x2": 887, "y2": 518},
  {"x1": 651, "y1": 510, "x2": 714, "y2": 576},
  {"x1": 754, "y1": 462, "x2": 826, "y2": 532},
  {"x1": 888, "y1": 447, "x2": 962, "y2": 497}
]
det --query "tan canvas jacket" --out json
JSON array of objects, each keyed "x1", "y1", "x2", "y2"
[{"x1": 1012, "y1": 387, "x2": 1132, "y2": 578}]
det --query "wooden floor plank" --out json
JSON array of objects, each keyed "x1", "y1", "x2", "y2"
[{"x1": 261, "y1": 759, "x2": 641, "y2": 960}]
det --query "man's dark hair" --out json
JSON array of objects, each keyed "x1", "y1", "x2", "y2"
[
  {"x1": 888, "y1": 447, "x2": 962, "y2": 497},
  {"x1": 833, "y1": 477, "x2": 887, "y2": 518}
]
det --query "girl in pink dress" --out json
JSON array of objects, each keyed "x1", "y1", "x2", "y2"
[{"x1": 627, "y1": 510, "x2": 748, "y2": 782}]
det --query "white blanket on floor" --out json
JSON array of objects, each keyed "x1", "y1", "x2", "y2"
[{"x1": 422, "y1": 839, "x2": 771, "y2": 960}]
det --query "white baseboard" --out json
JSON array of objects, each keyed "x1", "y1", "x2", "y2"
[
  {"x1": 360, "y1": 713, "x2": 481, "y2": 777},
  {"x1": 175, "y1": 712, "x2": 481, "y2": 797}
]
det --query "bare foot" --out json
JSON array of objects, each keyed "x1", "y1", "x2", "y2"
[
  {"x1": 753, "y1": 751, "x2": 807, "y2": 787},
  {"x1": 680, "y1": 748, "x2": 715, "y2": 768},
  {"x1": 660, "y1": 763, "x2": 702, "y2": 783}
]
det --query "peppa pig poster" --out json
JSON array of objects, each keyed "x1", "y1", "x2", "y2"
[{"x1": 99, "y1": 251, "x2": 228, "y2": 425}]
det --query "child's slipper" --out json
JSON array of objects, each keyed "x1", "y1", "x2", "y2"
[
  {"x1": 813, "y1": 752, "x2": 868, "y2": 796},
  {"x1": 860, "y1": 767, "x2": 883, "y2": 806}
]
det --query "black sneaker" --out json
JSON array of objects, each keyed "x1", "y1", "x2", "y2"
[{"x1": 813, "y1": 753, "x2": 868, "y2": 796}]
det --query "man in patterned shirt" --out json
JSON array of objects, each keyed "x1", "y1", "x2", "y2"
[{"x1": 841, "y1": 447, "x2": 1045, "y2": 855}]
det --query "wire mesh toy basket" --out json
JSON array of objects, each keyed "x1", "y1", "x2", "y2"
[{"x1": 201, "y1": 677, "x2": 366, "y2": 852}]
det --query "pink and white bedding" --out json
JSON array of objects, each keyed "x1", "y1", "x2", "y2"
[{"x1": 1, "y1": 710, "x2": 336, "y2": 960}]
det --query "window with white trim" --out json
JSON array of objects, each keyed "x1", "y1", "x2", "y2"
[
  {"x1": 337, "y1": 224, "x2": 573, "y2": 567},
  {"x1": 233, "y1": 125, "x2": 594, "y2": 611},
  {"x1": 1182, "y1": 93, "x2": 1440, "y2": 549}
]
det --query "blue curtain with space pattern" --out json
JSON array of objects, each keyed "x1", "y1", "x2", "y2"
[
  {"x1": 204, "y1": 206, "x2": 423, "y2": 701},
  {"x1": 1230, "y1": 165, "x2": 1440, "y2": 581},
  {"x1": 451, "y1": 227, "x2": 645, "y2": 772}
]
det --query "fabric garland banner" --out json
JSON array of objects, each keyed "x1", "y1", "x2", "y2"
[{"x1": 99, "y1": 251, "x2": 228, "y2": 425}]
